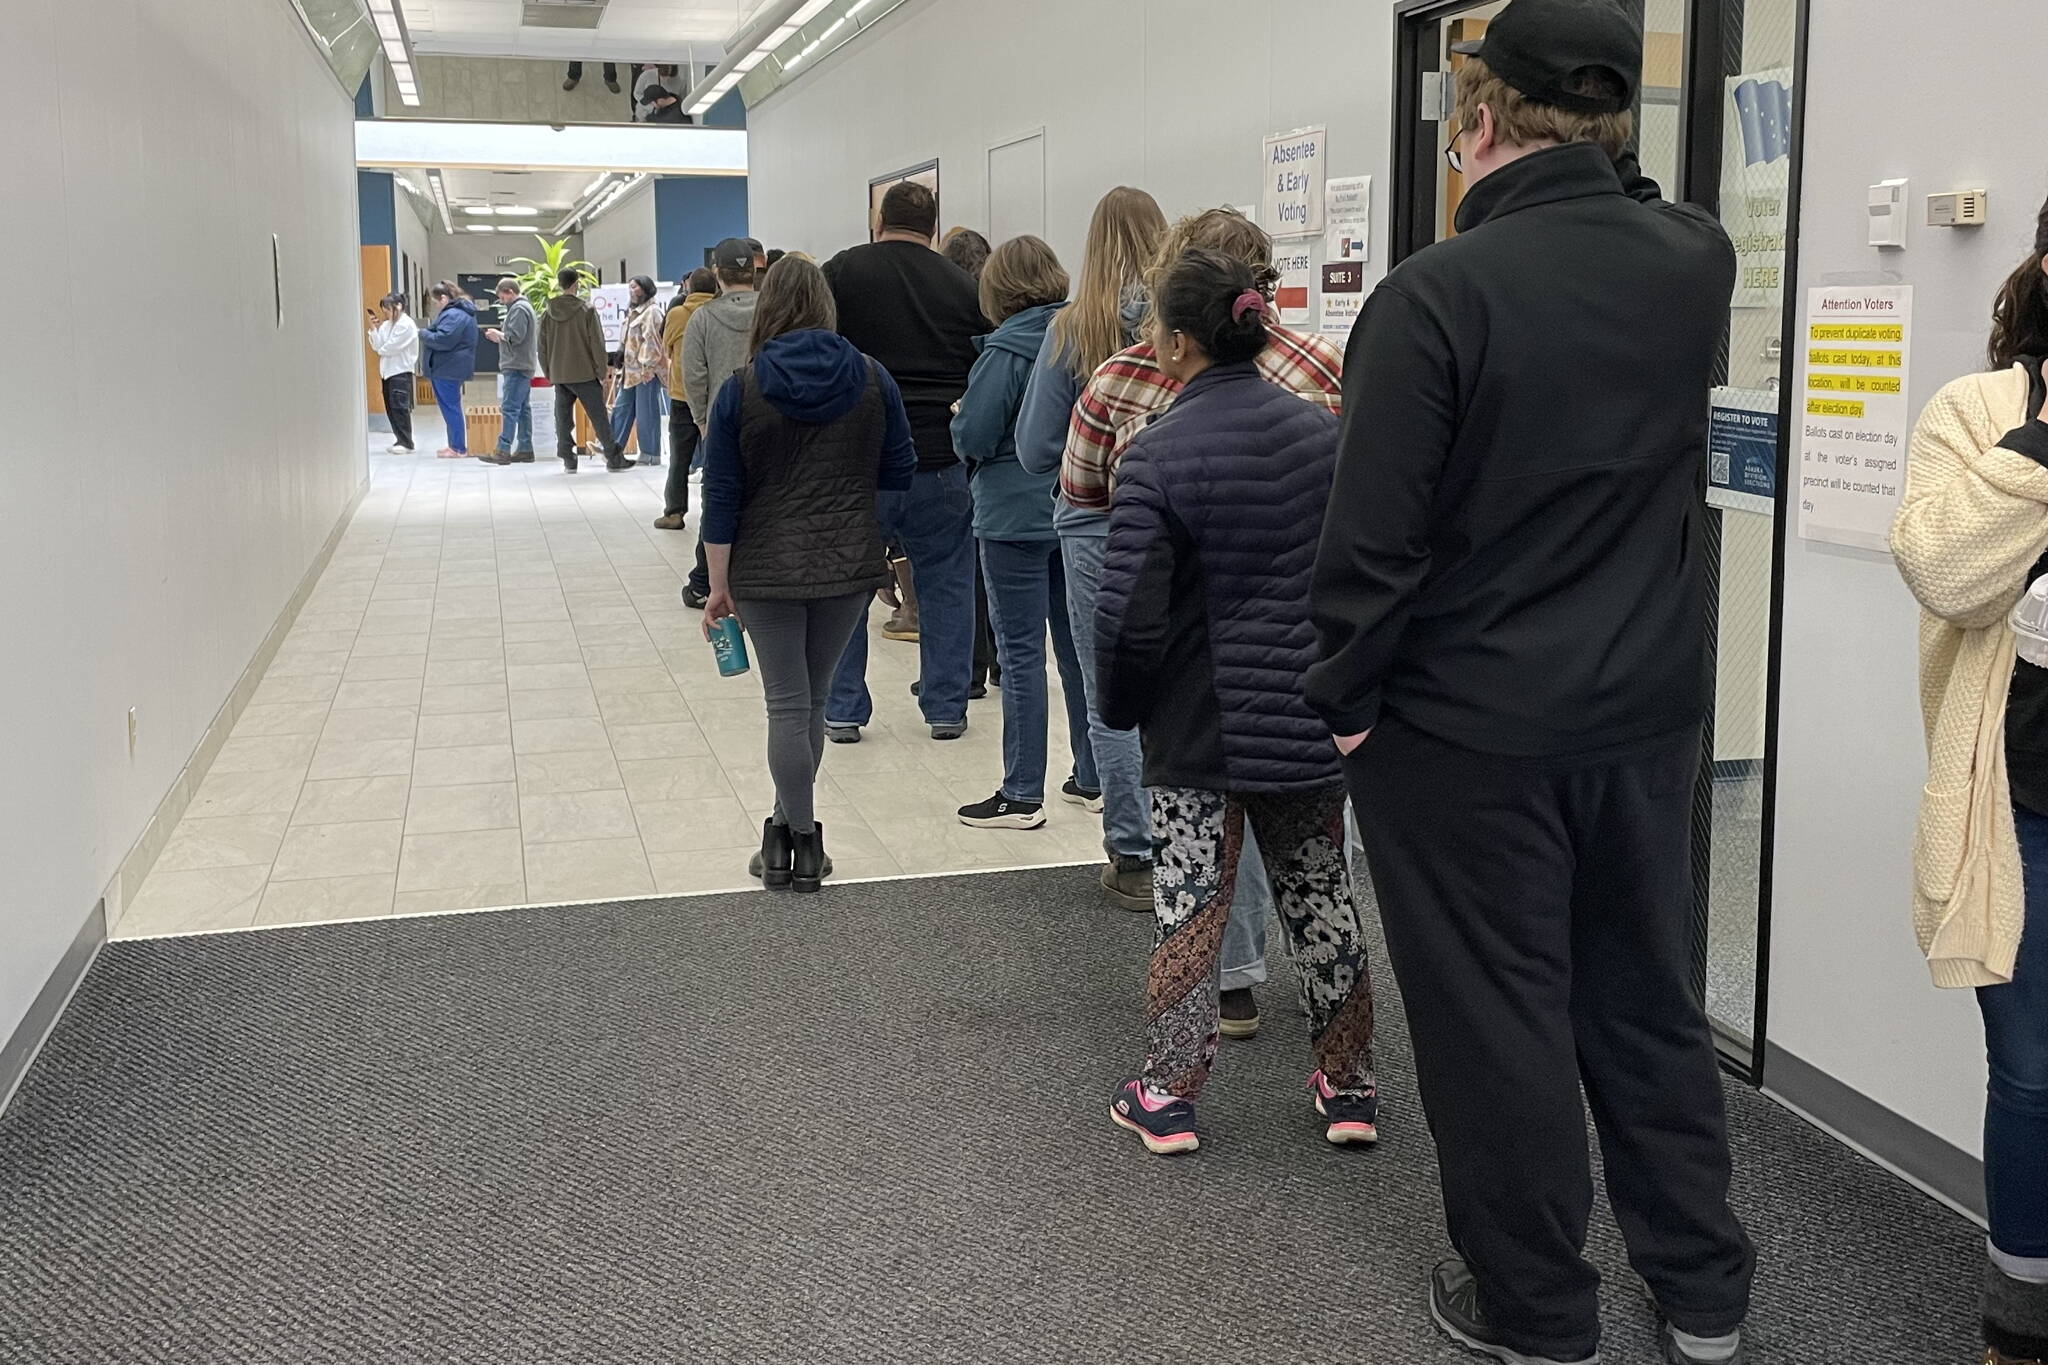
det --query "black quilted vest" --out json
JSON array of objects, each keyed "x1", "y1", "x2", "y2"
[{"x1": 726, "y1": 362, "x2": 893, "y2": 601}]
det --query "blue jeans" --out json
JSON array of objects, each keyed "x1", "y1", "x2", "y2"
[
  {"x1": 610, "y1": 378, "x2": 664, "y2": 464},
  {"x1": 497, "y1": 371, "x2": 534, "y2": 453},
  {"x1": 1062, "y1": 528, "x2": 1273, "y2": 982},
  {"x1": 979, "y1": 537, "x2": 1097, "y2": 803},
  {"x1": 431, "y1": 378, "x2": 467, "y2": 453},
  {"x1": 1988, "y1": 804, "x2": 2048, "y2": 1266},
  {"x1": 828, "y1": 465, "x2": 975, "y2": 728}
]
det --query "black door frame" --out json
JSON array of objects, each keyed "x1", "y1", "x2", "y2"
[{"x1": 1385, "y1": 0, "x2": 1812, "y2": 1088}]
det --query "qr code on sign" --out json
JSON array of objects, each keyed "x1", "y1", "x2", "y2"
[{"x1": 1710, "y1": 451, "x2": 1731, "y2": 486}]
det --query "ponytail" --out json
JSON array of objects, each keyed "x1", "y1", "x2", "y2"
[{"x1": 1989, "y1": 191, "x2": 2048, "y2": 369}]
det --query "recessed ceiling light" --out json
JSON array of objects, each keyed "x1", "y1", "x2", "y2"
[
  {"x1": 462, "y1": 206, "x2": 497, "y2": 216},
  {"x1": 495, "y1": 225, "x2": 535, "y2": 233},
  {"x1": 495, "y1": 206, "x2": 539, "y2": 216},
  {"x1": 464, "y1": 225, "x2": 493, "y2": 233}
]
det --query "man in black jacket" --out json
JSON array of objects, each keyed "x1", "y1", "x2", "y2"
[{"x1": 1307, "y1": 3, "x2": 1754, "y2": 1363}]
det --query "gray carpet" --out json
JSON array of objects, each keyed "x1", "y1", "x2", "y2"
[{"x1": 0, "y1": 867, "x2": 1980, "y2": 1363}]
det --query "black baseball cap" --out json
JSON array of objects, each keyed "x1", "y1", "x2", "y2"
[
  {"x1": 639, "y1": 84, "x2": 675, "y2": 104},
  {"x1": 1451, "y1": 0, "x2": 1641, "y2": 115},
  {"x1": 711, "y1": 237, "x2": 754, "y2": 271}
]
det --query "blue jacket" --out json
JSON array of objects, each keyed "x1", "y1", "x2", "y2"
[
  {"x1": 1095, "y1": 363, "x2": 1343, "y2": 794},
  {"x1": 950, "y1": 302, "x2": 1064, "y2": 542},
  {"x1": 419, "y1": 298, "x2": 479, "y2": 382},
  {"x1": 700, "y1": 329, "x2": 917, "y2": 547},
  {"x1": 1013, "y1": 291, "x2": 1147, "y2": 537}
]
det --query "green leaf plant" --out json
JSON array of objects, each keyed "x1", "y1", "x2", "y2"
[{"x1": 504, "y1": 236, "x2": 598, "y2": 308}]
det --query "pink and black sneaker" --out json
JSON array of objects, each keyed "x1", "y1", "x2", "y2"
[
  {"x1": 1108, "y1": 1078, "x2": 1199, "y2": 1155},
  {"x1": 1309, "y1": 1070, "x2": 1380, "y2": 1146}
]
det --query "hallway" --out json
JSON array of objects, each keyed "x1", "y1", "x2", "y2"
[{"x1": 117, "y1": 429, "x2": 1100, "y2": 937}]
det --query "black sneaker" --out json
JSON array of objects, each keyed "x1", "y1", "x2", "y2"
[
  {"x1": 910, "y1": 680, "x2": 988, "y2": 701},
  {"x1": 682, "y1": 586, "x2": 709, "y2": 609},
  {"x1": 1661, "y1": 1323, "x2": 1744, "y2": 1364},
  {"x1": 1108, "y1": 1078, "x2": 1199, "y2": 1155},
  {"x1": 957, "y1": 792, "x2": 1045, "y2": 830},
  {"x1": 1219, "y1": 987, "x2": 1260, "y2": 1039},
  {"x1": 825, "y1": 724, "x2": 861, "y2": 744},
  {"x1": 562, "y1": 454, "x2": 578, "y2": 473},
  {"x1": 1430, "y1": 1259, "x2": 1599, "y2": 1365},
  {"x1": 1061, "y1": 776, "x2": 1104, "y2": 813},
  {"x1": 1308, "y1": 1069, "x2": 1379, "y2": 1145}
]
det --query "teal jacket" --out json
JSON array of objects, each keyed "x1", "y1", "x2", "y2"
[{"x1": 950, "y1": 301, "x2": 1065, "y2": 542}]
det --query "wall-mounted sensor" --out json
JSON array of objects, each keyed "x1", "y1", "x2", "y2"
[
  {"x1": 1868, "y1": 178, "x2": 1909, "y2": 249},
  {"x1": 1928, "y1": 190, "x2": 1990, "y2": 227}
]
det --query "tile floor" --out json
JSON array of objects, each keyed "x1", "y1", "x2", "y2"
[{"x1": 116, "y1": 421, "x2": 1104, "y2": 938}]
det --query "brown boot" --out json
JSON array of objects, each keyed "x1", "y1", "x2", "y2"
[{"x1": 882, "y1": 557, "x2": 920, "y2": 641}]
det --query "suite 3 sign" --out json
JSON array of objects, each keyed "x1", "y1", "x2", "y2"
[{"x1": 1261, "y1": 126, "x2": 1327, "y2": 239}]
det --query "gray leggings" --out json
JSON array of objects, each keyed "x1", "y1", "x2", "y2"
[{"x1": 734, "y1": 591, "x2": 871, "y2": 834}]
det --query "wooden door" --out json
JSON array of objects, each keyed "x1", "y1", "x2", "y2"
[{"x1": 361, "y1": 245, "x2": 391, "y2": 415}]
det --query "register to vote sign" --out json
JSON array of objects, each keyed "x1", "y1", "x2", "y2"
[{"x1": 1796, "y1": 285, "x2": 1914, "y2": 553}]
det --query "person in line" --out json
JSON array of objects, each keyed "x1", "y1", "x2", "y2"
[
  {"x1": 700, "y1": 257, "x2": 917, "y2": 892},
  {"x1": 820, "y1": 180, "x2": 988, "y2": 742},
  {"x1": 538, "y1": 266, "x2": 631, "y2": 473},
  {"x1": 1095, "y1": 248, "x2": 1377, "y2": 1157},
  {"x1": 765, "y1": 248, "x2": 788, "y2": 270},
  {"x1": 562, "y1": 61, "x2": 620, "y2": 93},
  {"x1": 682, "y1": 239, "x2": 763, "y2": 603},
  {"x1": 420, "y1": 280, "x2": 478, "y2": 459},
  {"x1": 640, "y1": 84, "x2": 688, "y2": 124},
  {"x1": 941, "y1": 227, "x2": 992, "y2": 280},
  {"x1": 1891, "y1": 192, "x2": 2048, "y2": 1365},
  {"x1": 366, "y1": 292, "x2": 418, "y2": 454},
  {"x1": 610, "y1": 275, "x2": 667, "y2": 468},
  {"x1": 1308, "y1": 5, "x2": 1755, "y2": 1362},
  {"x1": 1012, "y1": 186, "x2": 1166, "y2": 903},
  {"x1": 656, "y1": 267, "x2": 720, "y2": 529},
  {"x1": 949, "y1": 235, "x2": 1094, "y2": 829},
  {"x1": 1064, "y1": 204, "x2": 1344, "y2": 1037},
  {"x1": 479, "y1": 277, "x2": 538, "y2": 465}
]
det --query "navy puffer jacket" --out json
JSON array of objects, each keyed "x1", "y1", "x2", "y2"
[{"x1": 1095, "y1": 363, "x2": 1343, "y2": 794}]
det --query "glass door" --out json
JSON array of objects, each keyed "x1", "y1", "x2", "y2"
[{"x1": 1388, "y1": 0, "x2": 1807, "y2": 1080}]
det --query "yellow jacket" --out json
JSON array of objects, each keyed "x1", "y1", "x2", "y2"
[
  {"x1": 1891, "y1": 364, "x2": 2042, "y2": 986},
  {"x1": 663, "y1": 291, "x2": 717, "y2": 401}
]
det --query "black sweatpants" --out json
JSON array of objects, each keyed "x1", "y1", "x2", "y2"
[
  {"x1": 553, "y1": 380, "x2": 620, "y2": 462},
  {"x1": 1346, "y1": 719, "x2": 1754, "y2": 1358},
  {"x1": 664, "y1": 400, "x2": 699, "y2": 517},
  {"x1": 381, "y1": 374, "x2": 414, "y2": 448}
]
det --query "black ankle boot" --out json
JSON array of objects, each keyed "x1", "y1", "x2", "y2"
[
  {"x1": 758, "y1": 819, "x2": 793, "y2": 889},
  {"x1": 792, "y1": 822, "x2": 826, "y2": 893}
]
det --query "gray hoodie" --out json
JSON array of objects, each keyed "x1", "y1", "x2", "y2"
[
  {"x1": 497, "y1": 296, "x2": 539, "y2": 375},
  {"x1": 681, "y1": 290, "x2": 759, "y2": 419}
]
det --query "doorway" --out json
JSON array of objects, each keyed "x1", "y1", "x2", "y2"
[{"x1": 1388, "y1": 0, "x2": 1807, "y2": 1080}]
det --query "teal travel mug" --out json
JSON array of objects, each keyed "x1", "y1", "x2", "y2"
[{"x1": 710, "y1": 614, "x2": 750, "y2": 677}]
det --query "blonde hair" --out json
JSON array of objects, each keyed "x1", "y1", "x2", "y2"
[
  {"x1": 979, "y1": 236, "x2": 1069, "y2": 325},
  {"x1": 1454, "y1": 57, "x2": 1633, "y2": 162},
  {"x1": 1144, "y1": 208, "x2": 1280, "y2": 313},
  {"x1": 1049, "y1": 186, "x2": 1168, "y2": 379}
]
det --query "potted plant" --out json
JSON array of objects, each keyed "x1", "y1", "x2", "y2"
[{"x1": 505, "y1": 235, "x2": 597, "y2": 308}]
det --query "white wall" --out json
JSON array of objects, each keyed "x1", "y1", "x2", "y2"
[
  {"x1": 425, "y1": 228, "x2": 587, "y2": 281},
  {"x1": 1766, "y1": 0, "x2": 2048, "y2": 1156},
  {"x1": 0, "y1": 0, "x2": 365, "y2": 1048},
  {"x1": 581, "y1": 181, "x2": 660, "y2": 285},
  {"x1": 746, "y1": 0, "x2": 1395, "y2": 283},
  {"x1": 395, "y1": 184, "x2": 432, "y2": 304}
]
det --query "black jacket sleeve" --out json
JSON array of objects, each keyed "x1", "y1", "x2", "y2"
[
  {"x1": 1305, "y1": 283, "x2": 1459, "y2": 735},
  {"x1": 1094, "y1": 441, "x2": 1176, "y2": 734}
]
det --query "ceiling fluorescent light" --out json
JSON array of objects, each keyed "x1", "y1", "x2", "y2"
[
  {"x1": 461, "y1": 206, "x2": 496, "y2": 215},
  {"x1": 426, "y1": 169, "x2": 453, "y2": 233},
  {"x1": 495, "y1": 225, "x2": 534, "y2": 233},
  {"x1": 465, "y1": 225, "x2": 493, "y2": 234},
  {"x1": 495, "y1": 205, "x2": 539, "y2": 216},
  {"x1": 580, "y1": 173, "x2": 610, "y2": 198},
  {"x1": 689, "y1": 0, "x2": 835, "y2": 115}
]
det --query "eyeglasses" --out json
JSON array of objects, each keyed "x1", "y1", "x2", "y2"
[{"x1": 1445, "y1": 125, "x2": 1466, "y2": 175}]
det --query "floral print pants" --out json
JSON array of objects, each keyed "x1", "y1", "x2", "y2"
[{"x1": 1144, "y1": 785, "x2": 1376, "y2": 1099}]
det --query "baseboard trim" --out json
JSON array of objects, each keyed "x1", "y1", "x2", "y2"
[
  {"x1": 0, "y1": 900, "x2": 104, "y2": 1115},
  {"x1": 1763, "y1": 1042, "x2": 1987, "y2": 1224},
  {"x1": 105, "y1": 473, "x2": 371, "y2": 932}
]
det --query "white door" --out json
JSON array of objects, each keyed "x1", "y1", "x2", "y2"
[{"x1": 987, "y1": 130, "x2": 1046, "y2": 243}]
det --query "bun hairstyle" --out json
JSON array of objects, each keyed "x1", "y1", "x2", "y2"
[
  {"x1": 1154, "y1": 247, "x2": 1269, "y2": 367},
  {"x1": 1990, "y1": 190, "x2": 2048, "y2": 369}
]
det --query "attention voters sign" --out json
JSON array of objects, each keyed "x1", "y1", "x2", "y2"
[{"x1": 1261, "y1": 126, "x2": 1327, "y2": 239}]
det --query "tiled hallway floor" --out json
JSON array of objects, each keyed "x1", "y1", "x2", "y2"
[{"x1": 117, "y1": 425, "x2": 1102, "y2": 938}]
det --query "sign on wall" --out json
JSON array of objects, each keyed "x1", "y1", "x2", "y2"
[
  {"x1": 1796, "y1": 285, "x2": 1914, "y2": 552},
  {"x1": 1720, "y1": 68, "x2": 1794, "y2": 310},
  {"x1": 1274, "y1": 242, "x2": 1313, "y2": 325},
  {"x1": 1261, "y1": 126, "x2": 1327, "y2": 239},
  {"x1": 1325, "y1": 175, "x2": 1371, "y2": 262},
  {"x1": 1708, "y1": 387, "x2": 1780, "y2": 515},
  {"x1": 1319, "y1": 260, "x2": 1366, "y2": 339}
]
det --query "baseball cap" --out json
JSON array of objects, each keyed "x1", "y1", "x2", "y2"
[
  {"x1": 1451, "y1": 0, "x2": 1642, "y2": 115},
  {"x1": 639, "y1": 84, "x2": 674, "y2": 104},
  {"x1": 711, "y1": 237, "x2": 754, "y2": 271}
]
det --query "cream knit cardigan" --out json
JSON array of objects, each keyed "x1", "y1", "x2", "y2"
[{"x1": 1892, "y1": 364, "x2": 2041, "y2": 987}]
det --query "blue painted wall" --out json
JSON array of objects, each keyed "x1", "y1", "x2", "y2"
[
  {"x1": 703, "y1": 89, "x2": 746, "y2": 129},
  {"x1": 354, "y1": 74, "x2": 376, "y2": 118},
  {"x1": 357, "y1": 170, "x2": 397, "y2": 290},
  {"x1": 656, "y1": 176, "x2": 750, "y2": 282}
]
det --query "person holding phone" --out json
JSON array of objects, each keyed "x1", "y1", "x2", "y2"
[{"x1": 366, "y1": 293, "x2": 419, "y2": 453}]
